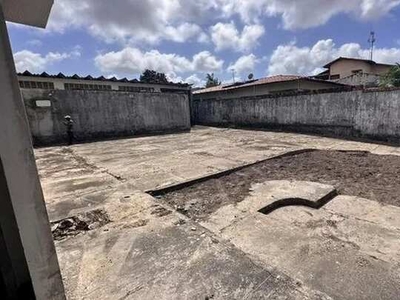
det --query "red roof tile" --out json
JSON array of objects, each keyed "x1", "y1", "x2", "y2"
[{"x1": 193, "y1": 75, "x2": 337, "y2": 94}]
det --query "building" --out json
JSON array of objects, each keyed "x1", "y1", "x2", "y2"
[
  {"x1": 193, "y1": 75, "x2": 348, "y2": 100},
  {"x1": 17, "y1": 71, "x2": 190, "y2": 93},
  {"x1": 314, "y1": 57, "x2": 394, "y2": 86}
]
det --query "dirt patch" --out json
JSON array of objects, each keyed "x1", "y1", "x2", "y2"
[
  {"x1": 150, "y1": 205, "x2": 172, "y2": 217},
  {"x1": 158, "y1": 150, "x2": 400, "y2": 220},
  {"x1": 51, "y1": 209, "x2": 110, "y2": 240}
]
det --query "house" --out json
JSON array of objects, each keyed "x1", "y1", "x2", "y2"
[
  {"x1": 17, "y1": 71, "x2": 190, "y2": 93},
  {"x1": 314, "y1": 57, "x2": 394, "y2": 86},
  {"x1": 193, "y1": 75, "x2": 348, "y2": 100}
]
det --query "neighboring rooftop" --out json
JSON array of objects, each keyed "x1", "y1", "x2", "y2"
[
  {"x1": 194, "y1": 75, "x2": 346, "y2": 94},
  {"x1": 18, "y1": 70, "x2": 190, "y2": 87},
  {"x1": 323, "y1": 57, "x2": 395, "y2": 68}
]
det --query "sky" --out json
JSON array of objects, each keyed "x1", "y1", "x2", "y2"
[{"x1": 6, "y1": 0, "x2": 400, "y2": 87}]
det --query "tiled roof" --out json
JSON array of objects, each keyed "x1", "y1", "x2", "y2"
[
  {"x1": 17, "y1": 70, "x2": 190, "y2": 87},
  {"x1": 241, "y1": 75, "x2": 303, "y2": 86},
  {"x1": 193, "y1": 75, "x2": 344, "y2": 94},
  {"x1": 323, "y1": 57, "x2": 394, "y2": 68}
]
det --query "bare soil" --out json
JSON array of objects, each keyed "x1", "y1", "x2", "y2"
[{"x1": 159, "y1": 150, "x2": 400, "y2": 220}]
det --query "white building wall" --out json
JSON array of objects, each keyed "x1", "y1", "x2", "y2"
[{"x1": 17, "y1": 76, "x2": 190, "y2": 92}]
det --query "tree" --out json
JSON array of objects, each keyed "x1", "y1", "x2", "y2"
[
  {"x1": 140, "y1": 69, "x2": 169, "y2": 84},
  {"x1": 380, "y1": 63, "x2": 400, "y2": 87},
  {"x1": 205, "y1": 73, "x2": 221, "y2": 88}
]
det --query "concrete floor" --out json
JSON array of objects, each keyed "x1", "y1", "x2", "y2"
[{"x1": 35, "y1": 126, "x2": 400, "y2": 299}]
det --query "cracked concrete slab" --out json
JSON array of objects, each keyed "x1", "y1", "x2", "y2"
[
  {"x1": 35, "y1": 126, "x2": 400, "y2": 221},
  {"x1": 202, "y1": 180, "x2": 400, "y2": 300},
  {"x1": 34, "y1": 127, "x2": 400, "y2": 299},
  {"x1": 56, "y1": 192, "x2": 332, "y2": 300}
]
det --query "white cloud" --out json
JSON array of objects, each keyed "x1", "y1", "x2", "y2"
[
  {"x1": 94, "y1": 48, "x2": 223, "y2": 76},
  {"x1": 164, "y1": 23, "x2": 207, "y2": 43},
  {"x1": 166, "y1": 72, "x2": 184, "y2": 83},
  {"x1": 267, "y1": 39, "x2": 400, "y2": 75},
  {"x1": 211, "y1": 22, "x2": 264, "y2": 52},
  {"x1": 217, "y1": 0, "x2": 400, "y2": 29},
  {"x1": 47, "y1": 0, "x2": 209, "y2": 45},
  {"x1": 37, "y1": 0, "x2": 400, "y2": 48},
  {"x1": 228, "y1": 54, "x2": 257, "y2": 75},
  {"x1": 192, "y1": 51, "x2": 224, "y2": 71},
  {"x1": 27, "y1": 39, "x2": 43, "y2": 47},
  {"x1": 185, "y1": 74, "x2": 206, "y2": 87},
  {"x1": 14, "y1": 49, "x2": 80, "y2": 73}
]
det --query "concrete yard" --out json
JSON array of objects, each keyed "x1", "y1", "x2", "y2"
[{"x1": 35, "y1": 126, "x2": 400, "y2": 300}]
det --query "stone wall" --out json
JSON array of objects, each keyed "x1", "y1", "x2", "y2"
[
  {"x1": 23, "y1": 89, "x2": 191, "y2": 146},
  {"x1": 193, "y1": 90, "x2": 400, "y2": 143}
]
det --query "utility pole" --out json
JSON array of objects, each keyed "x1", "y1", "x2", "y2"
[
  {"x1": 231, "y1": 69, "x2": 236, "y2": 84},
  {"x1": 368, "y1": 31, "x2": 376, "y2": 61}
]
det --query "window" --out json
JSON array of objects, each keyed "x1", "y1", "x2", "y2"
[
  {"x1": 35, "y1": 100, "x2": 52, "y2": 107},
  {"x1": 352, "y1": 69, "x2": 363, "y2": 74},
  {"x1": 118, "y1": 86, "x2": 155, "y2": 92},
  {"x1": 64, "y1": 83, "x2": 112, "y2": 90},
  {"x1": 329, "y1": 74, "x2": 340, "y2": 80},
  {"x1": 160, "y1": 88, "x2": 186, "y2": 94},
  {"x1": 19, "y1": 81, "x2": 54, "y2": 89}
]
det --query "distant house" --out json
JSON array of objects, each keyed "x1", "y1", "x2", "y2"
[
  {"x1": 314, "y1": 57, "x2": 394, "y2": 87},
  {"x1": 17, "y1": 70, "x2": 190, "y2": 93},
  {"x1": 193, "y1": 75, "x2": 347, "y2": 100}
]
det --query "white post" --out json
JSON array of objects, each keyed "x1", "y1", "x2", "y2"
[{"x1": 0, "y1": 2, "x2": 65, "y2": 299}]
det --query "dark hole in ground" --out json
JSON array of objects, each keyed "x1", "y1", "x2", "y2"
[{"x1": 157, "y1": 150, "x2": 400, "y2": 220}]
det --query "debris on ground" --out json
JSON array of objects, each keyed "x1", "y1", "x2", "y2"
[
  {"x1": 51, "y1": 209, "x2": 110, "y2": 240},
  {"x1": 150, "y1": 206, "x2": 172, "y2": 217}
]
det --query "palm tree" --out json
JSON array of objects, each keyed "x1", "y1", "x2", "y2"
[
  {"x1": 205, "y1": 73, "x2": 221, "y2": 88},
  {"x1": 380, "y1": 63, "x2": 400, "y2": 87}
]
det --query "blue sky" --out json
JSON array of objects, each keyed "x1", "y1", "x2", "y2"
[{"x1": 7, "y1": 0, "x2": 400, "y2": 87}]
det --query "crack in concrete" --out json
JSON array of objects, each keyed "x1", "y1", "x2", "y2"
[{"x1": 62, "y1": 147, "x2": 126, "y2": 182}]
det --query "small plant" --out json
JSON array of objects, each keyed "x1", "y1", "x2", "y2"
[
  {"x1": 380, "y1": 63, "x2": 400, "y2": 87},
  {"x1": 205, "y1": 73, "x2": 221, "y2": 88}
]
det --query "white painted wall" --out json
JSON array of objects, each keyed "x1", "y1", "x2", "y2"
[{"x1": 18, "y1": 75, "x2": 191, "y2": 92}]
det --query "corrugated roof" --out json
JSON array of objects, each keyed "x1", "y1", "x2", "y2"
[
  {"x1": 193, "y1": 75, "x2": 345, "y2": 94},
  {"x1": 17, "y1": 70, "x2": 190, "y2": 87}
]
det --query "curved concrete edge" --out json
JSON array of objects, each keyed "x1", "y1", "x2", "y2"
[
  {"x1": 258, "y1": 190, "x2": 338, "y2": 215},
  {"x1": 202, "y1": 180, "x2": 337, "y2": 234}
]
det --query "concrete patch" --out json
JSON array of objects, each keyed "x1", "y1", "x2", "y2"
[
  {"x1": 202, "y1": 181, "x2": 400, "y2": 300},
  {"x1": 55, "y1": 192, "x2": 331, "y2": 300},
  {"x1": 201, "y1": 180, "x2": 337, "y2": 234}
]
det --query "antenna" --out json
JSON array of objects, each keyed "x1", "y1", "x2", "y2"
[
  {"x1": 231, "y1": 69, "x2": 236, "y2": 83},
  {"x1": 368, "y1": 31, "x2": 376, "y2": 61}
]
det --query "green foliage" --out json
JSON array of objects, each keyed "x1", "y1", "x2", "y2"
[
  {"x1": 205, "y1": 73, "x2": 221, "y2": 88},
  {"x1": 380, "y1": 63, "x2": 400, "y2": 87},
  {"x1": 140, "y1": 69, "x2": 169, "y2": 84}
]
